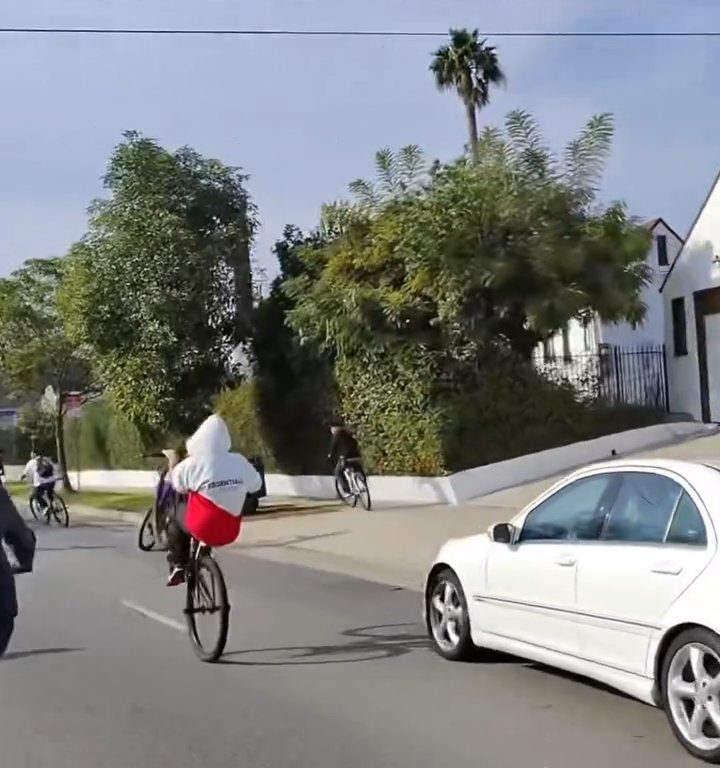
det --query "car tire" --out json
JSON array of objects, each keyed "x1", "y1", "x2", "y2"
[
  {"x1": 426, "y1": 568, "x2": 474, "y2": 661},
  {"x1": 661, "y1": 627, "x2": 720, "y2": 763}
]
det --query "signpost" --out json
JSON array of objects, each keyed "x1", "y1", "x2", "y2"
[{"x1": 62, "y1": 392, "x2": 86, "y2": 490}]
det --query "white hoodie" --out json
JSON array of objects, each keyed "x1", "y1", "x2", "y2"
[{"x1": 171, "y1": 414, "x2": 262, "y2": 518}]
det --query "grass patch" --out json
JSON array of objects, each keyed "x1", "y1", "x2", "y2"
[{"x1": 5, "y1": 482, "x2": 153, "y2": 513}]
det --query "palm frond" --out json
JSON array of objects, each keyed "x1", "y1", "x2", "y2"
[
  {"x1": 563, "y1": 113, "x2": 614, "y2": 199},
  {"x1": 375, "y1": 147, "x2": 399, "y2": 198},
  {"x1": 505, "y1": 109, "x2": 556, "y2": 181},
  {"x1": 348, "y1": 178, "x2": 379, "y2": 208},
  {"x1": 396, "y1": 145, "x2": 426, "y2": 192}
]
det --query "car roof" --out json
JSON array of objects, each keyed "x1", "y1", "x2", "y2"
[{"x1": 565, "y1": 457, "x2": 720, "y2": 490}]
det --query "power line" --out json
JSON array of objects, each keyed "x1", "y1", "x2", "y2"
[{"x1": 0, "y1": 27, "x2": 719, "y2": 38}]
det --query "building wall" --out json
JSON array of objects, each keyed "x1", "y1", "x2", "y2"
[
  {"x1": 539, "y1": 221, "x2": 682, "y2": 360},
  {"x1": 663, "y1": 174, "x2": 720, "y2": 420},
  {"x1": 600, "y1": 220, "x2": 682, "y2": 348}
]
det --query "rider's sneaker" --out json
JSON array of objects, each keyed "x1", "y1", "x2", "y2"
[{"x1": 166, "y1": 567, "x2": 185, "y2": 587}]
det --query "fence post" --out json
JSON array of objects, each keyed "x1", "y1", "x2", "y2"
[
  {"x1": 661, "y1": 344, "x2": 670, "y2": 412},
  {"x1": 613, "y1": 347, "x2": 622, "y2": 404}
]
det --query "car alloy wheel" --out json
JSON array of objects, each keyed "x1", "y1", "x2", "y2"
[{"x1": 666, "y1": 637, "x2": 720, "y2": 758}]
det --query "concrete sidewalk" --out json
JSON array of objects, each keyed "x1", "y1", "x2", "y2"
[{"x1": 236, "y1": 429, "x2": 720, "y2": 591}]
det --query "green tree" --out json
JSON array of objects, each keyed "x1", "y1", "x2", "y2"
[
  {"x1": 285, "y1": 113, "x2": 651, "y2": 361},
  {"x1": 0, "y1": 258, "x2": 91, "y2": 487},
  {"x1": 61, "y1": 132, "x2": 258, "y2": 439},
  {"x1": 245, "y1": 226, "x2": 336, "y2": 472},
  {"x1": 430, "y1": 29, "x2": 506, "y2": 160}
]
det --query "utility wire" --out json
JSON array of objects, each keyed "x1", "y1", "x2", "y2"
[{"x1": 0, "y1": 27, "x2": 719, "y2": 38}]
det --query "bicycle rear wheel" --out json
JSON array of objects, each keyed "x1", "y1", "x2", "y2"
[
  {"x1": 29, "y1": 497, "x2": 44, "y2": 523},
  {"x1": 51, "y1": 496, "x2": 70, "y2": 527},
  {"x1": 138, "y1": 508, "x2": 157, "y2": 551},
  {"x1": 185, "y1": 552, "x2": 229, "y2": 663}
]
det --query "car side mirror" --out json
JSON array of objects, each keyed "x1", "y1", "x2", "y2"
[{"x1": 489, "y1": 522, "x2": 514, "y2": 544}]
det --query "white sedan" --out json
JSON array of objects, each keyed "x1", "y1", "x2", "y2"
[{"x1": 424, "y1": 458, "x2": 720, "y2": 763}]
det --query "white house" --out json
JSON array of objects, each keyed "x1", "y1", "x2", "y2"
[
  {"x1": 661, "y1": 169, "x2": 720, "y2": 422},
  {"x1": 540, "y1": 217, "x2": 684, "y2": 361}
]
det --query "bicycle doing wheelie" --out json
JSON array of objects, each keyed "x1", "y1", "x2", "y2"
[
  {"x1": 183, "y1": 537, "x2": 230, "y2": 662},
  {"x1": 335, "y1": 457, "x2": 372, "y2": 511}
]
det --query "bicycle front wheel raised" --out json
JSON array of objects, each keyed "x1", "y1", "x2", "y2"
[
  {"x1": 51, "y1": 496, "x2": 70, "y2": 527},
  {"x1": 185, "y1": 553, "x2": 229, "y2": 663}
]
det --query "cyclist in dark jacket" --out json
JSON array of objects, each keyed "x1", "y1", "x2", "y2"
[
  {"x1": 328, "y1": 422, "x2": 364, "y2": 494},
  {"x1": 0, "y1": 486, "x2": 36, "y2": 656}
]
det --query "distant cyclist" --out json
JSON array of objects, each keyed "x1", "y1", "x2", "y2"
[
  {"x1": 0, "y1": 485, "x2": 36, "y2": 656},
  {"x1": 21, "y1": 452, "x2": 56, "y2": 517},
  {"x1": 328, "y1": 421, "x2": 365, "y2": 495}
]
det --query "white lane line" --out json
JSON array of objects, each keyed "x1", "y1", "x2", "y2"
[{"x1": 121, "y1": 600, "x2": 185, "y2": 632}]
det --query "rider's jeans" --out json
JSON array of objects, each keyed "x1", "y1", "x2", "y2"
[
  {"x1": 0, "y1": 612, "x2": 14, "y2": 657},
  {"x1": 166, "y1": 498, "x2": 190, "y2": 570}
]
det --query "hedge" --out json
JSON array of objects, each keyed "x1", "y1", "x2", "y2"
[{"x1": 55, "y1": 351, "x2": 663, "y2": 477}]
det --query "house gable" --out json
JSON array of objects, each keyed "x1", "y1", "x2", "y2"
[{"x1": 660, "y1": 168, "x2": 720, "y2": 294}]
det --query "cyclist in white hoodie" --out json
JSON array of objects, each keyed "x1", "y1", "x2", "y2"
[{"x1": 166, "y1": 414, "x2": 262, "y2": 586}]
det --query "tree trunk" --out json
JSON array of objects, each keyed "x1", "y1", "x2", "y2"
[
  {"x1": 55, "y1": 393, "x2": 72, "y2": 492},
  {"x1": 465, "y1": 100, "x2": 479, "y2": 162},
  {"x1": 230, "y1": 214, "x2": 254, "y2": 346}
]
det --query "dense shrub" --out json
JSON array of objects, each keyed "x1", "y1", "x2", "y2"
[
  {"x1": 335, "y1": 349, "x2": 447, "y2": 476},
  {"x1": 440, "y1": 352, "x2": 662, "y2": 471},
  {"x1": 215, "y1": 383, "x2": 277, "y2": 469},
  {"x1": 64, "y1": 400, "x2": 152, "y2": 470}
]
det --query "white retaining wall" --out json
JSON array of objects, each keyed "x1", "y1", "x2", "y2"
[{"x1": 5, "y1": 422, "x2": 714, "y2": 505}]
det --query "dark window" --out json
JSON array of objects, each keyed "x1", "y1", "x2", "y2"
[
  {"x1": 520, "y1": 474, "x2": 615, "y2": 543},
  {"x1": 671, "y1": 297, "x2": 688, "y2": 357},
  {"x1": 657, "y1": 235, "x2": 669, "y2": 267},
  {"x1": 561, "y1": 326, "x2": 572, "y2": 361},
  {"x1": 602, "y1": 472, "x2": 682, "y2": 543},
  {"x1": 543, "y1": 337, "x2": 555, "y2": 361},
  {"x1": 666, "y1": 492, "x2": 707, "y2": 546}
]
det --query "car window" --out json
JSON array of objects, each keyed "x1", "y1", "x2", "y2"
[
  {"x1": 602, "y1": 472, "x2": 682, "y2": 544},
  {"x1": 666, "y1": 492, "x2": 707, "y2": 546},
  {"x1": 519, "y1": 475, "x2": 615, "y2": 543}
]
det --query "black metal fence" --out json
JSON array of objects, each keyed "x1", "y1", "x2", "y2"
[{"x1": 534, "y1": 344, "x2": 669, "y2": 411}]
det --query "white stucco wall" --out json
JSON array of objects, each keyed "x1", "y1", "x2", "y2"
[
  {"x1": 601, "y1": 221, "x2": 682, "y2": 348},
  {"x1": 664, "y1": 174, "x2": 720, "y2": 421},
  {"x1": 539, "y1": 220, "x2": 682, "y2": 359}
]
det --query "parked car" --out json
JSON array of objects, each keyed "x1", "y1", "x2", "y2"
[{"x1": 424, "y1": 459, "x2": 720, "y2": 763}]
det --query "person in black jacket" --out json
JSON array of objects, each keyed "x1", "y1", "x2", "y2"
[
  {"x1": 328, "y1": 421, "x2": 364, "y2": 495},
  {"x1": 0, "y1": 486, "x2": 36, "y2": 656}
]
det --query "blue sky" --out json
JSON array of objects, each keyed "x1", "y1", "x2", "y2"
[{"x1": 1, "y1": 0, "x2": 719, "y2": 282}]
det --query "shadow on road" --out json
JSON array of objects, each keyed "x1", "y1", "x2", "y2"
[
  {"x1": 1, "y1": 647, "x2": 84, "y2": 661},
  {"x1": 37, "y1": 545, "x2": 117, "y2": 552},
  {"x1": 239, "y1": 530, "x2": 349, "y2": 550},
  {"x1": 221, "y1": 622, "x2": 429, "y2": 666}
]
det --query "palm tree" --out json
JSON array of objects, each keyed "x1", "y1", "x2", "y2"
[{"x1": 430, "y1": 29, "x2": 506, "y2": 161}]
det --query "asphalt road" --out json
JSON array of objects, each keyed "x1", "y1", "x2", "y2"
[{"x1": 0, "y1": 520, "x2": 698, "y2": 768}]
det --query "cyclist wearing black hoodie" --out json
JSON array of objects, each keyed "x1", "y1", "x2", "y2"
[
  {"x1": 328, "y1": 421, "x2": 364, "y2": 494},
  {"x1": 0, "y1": 486, "x2": 36, "y2": 656}
]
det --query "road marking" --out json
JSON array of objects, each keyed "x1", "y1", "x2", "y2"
[{"x1": 121, "y1": 600, "x2": 185, "y2": 632}]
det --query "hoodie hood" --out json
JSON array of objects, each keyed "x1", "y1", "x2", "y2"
[{"x1": 185, "y1": 414, "x2": 232, "y2": 456}]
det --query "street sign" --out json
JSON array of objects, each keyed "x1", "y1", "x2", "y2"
[{"x1": 63, "y1": 392, "x2": 86, "y2": 418}]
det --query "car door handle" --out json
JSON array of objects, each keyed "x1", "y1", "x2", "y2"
[
  {"x1": 555, "y1": 555, "x2": 576, "y2": 567},
  {"x1": 650, "y1": 562, "x2": 683, "y2": 575}
]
